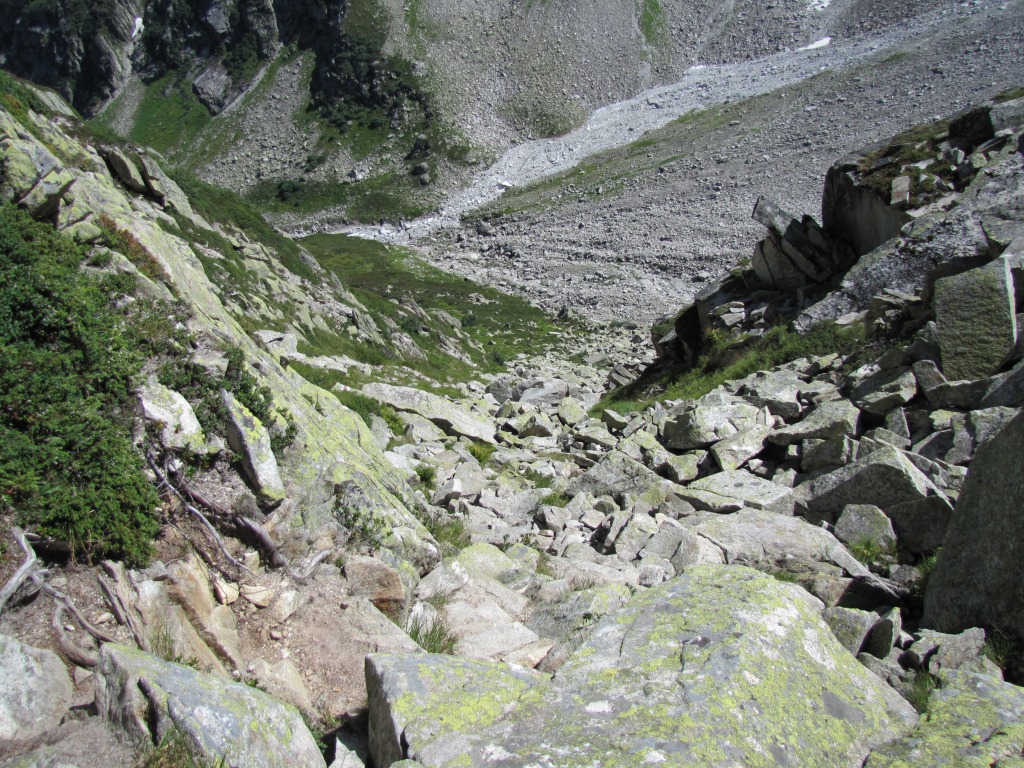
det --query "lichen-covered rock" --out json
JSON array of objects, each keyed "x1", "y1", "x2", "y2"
[
  {"x1": 687, "y1": 469, "x2": 794, "y2": 513},
  {"x1": 768, "y1": 398, "x2": 861, "y2": 446},
  {"x1": 138, "y1": 379, "x2": 207, "y2": 452},
  {"x1": 366, "y1": 654, "x2": 543, "y2": 768},
  {"x1": 799, "y1": 444, "x2": 948, "y2": 521},
  {"x1": 362, "y1": 383, "x2": 496, "y2": 444},
  {"x1": 933, "y1": 256, "x2": 1018, "y2": 381},
  {"x1": 221, "y1": 389, "x2": 286, "y2": 503},
  {"x1": 864, "y1": 670, "x2": 1024, "y2": 767},
  {"x1": 0, "y1": 633, "x2": 72, "y2": 743},
  {"x1": 368, "y1": 566, "x2": 916, "y2": 768},
  {"x1": 94, "y1": 644, "x2": 325, "y2": 768},
  {"x1": 923, "y1": 410, "x2": 1024, "y2": 641},
  {"x1": 567, "y1": 450, "x2": 666, "y2": 501}
]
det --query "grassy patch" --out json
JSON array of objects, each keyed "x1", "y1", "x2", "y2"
[
  {"x1": 0, "y1": 69, "x2": 51, "y2": 133},
  {"x1": 906, "y1": 671, "x2": 938, "y2": 714},
  {"x1": 300, "y1": 232, "x2": 574, "y2": 377},
  {"x1": 467, "y1": 442, "x2": 497, "y2": 465},
  {"x1": 414, "y1": 464, "x2": 436, "y2": 488},
  {"x1": 847, "y1": 538, "x2": 896, "y2": 565},
  {"x1": 407, "y1": 614, "x2": 457, "y2": 654},
  {"x1": 601, "y1": 322, "x2": 865, "y2": 413},
  {"x1": 638, "y1": 0, "x2": 668, "y2": 47},
  {"x1": 540, "y1": 492, "x2": 570, "y2": 508},
  {"x1": 138, "y1": 728, "x2": 227, "y2": 768},
  {"x1": 119, "y1": 74, "x2": 212, "y2": 157}
]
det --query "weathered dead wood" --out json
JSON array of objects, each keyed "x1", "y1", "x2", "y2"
[
  {"x1": 0, "y1": 527, "x2": 39, "y2": 614},
  {"x1": 52, "y1": 603, "x2": 97, "y2": 668}
]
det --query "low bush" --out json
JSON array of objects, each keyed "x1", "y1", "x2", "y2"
[{"x1": 0, "y1": 204, "x2": 160, "y2": 565}]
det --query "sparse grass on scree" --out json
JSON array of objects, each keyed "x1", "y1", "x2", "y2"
[
  {"x1": 600, "y1": 322, "x2": 866, "y2": 413},
  {"x1": 299, "y1": 233, "x2": 575, "y2": 375}
]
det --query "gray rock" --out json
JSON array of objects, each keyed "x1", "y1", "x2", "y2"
[
  {"x1": 933, "y1": 256, "x2": 1018, "y2": 381},
  {"x1": 800, "y1": 444, "x2": 947, "y2": 521},
  {"x1": 852, "y1": 367, "x2": 918, "y2": 415},
  {"x1": 567, "y1": 450, "x2": 665, "y2": 501},
  {"x1": 556, "y1": 397, "x2": 587, "y2": 426},
  {"x1": 661, "y1": 394, "x2": 760, "y2": 450},
  {"x1": 923, "y1": 410, "x2": 1024, "y2": 640},
  {"x1": 138, "y1": 380, "x2": 206, "y2": 452},
  {"x1": 368, "y1": 566, "x2": 916, "y2": 768},
  {"x1": 363, "y1": 384, "x2": 496, "y2": 444},
  {"x1": 834, "y1": 504, "x2": 897, "y2": 550},
  {"x1": 863, "y1": 670, "x2": 1024, "y2": 767},
  {"x1": 688, "y1": 469, "x2": 794, "y2": 513},
  {"x1": 710, "y1": 424, "x2": 770, "y2": 471},
  {"x1": 95, "y1": 645, "x2": 325, "y2": 768},
  {"x1": 863, "y1": 607, "x2": 901, "y2": 659},
  {"x1": 802, "y1": 434, "x2": 858, "y2": 472},
  {"x1": 609, "y1": 513, "x2": 658, "y2": 560},
  {"x1": 768, "y1": 399, "x2": 860, "y2": 446},
  {"x1": 0, "y1": 634, "x2": 73, "y2": 743},
  {"x1": 431, "y1": 463, "x2": 487, "y2": 506},
  {"x1": 885, "y1": 495, "x2": 954, "y2": 554},
  {"x1": 221, "y1": 389, "x2": 285, "y2": 503},
  {"x1": 100, "y1": 146, "x2": 147, "y2": 194},
  {"x1": 822, "y1": 606, "x2": 877, "y2": 655},
  {"x1": 738, "y1": 369, "x2": 809, "y2": 419}
]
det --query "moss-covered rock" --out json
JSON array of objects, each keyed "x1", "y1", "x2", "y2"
[{"x1": 367, "y1": 565, "x2": 918, "y2": 767}]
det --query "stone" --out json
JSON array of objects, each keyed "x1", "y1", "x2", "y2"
[
  {"x1": 800, "y1": 444, "x2": 947, "y2": 521},
  {"x1": 556, "y1": 397, "x2": 587, "y2": 426},
  {"x1": 863, "y1": 670, "x2": 1024, "y2": 767},
  {"x1": 834, "y1": 504, "x2": 897, "y2": 550},
  {"x1": 138, "y1": 379, "x2": 207, "y2": 452},
  {"x1": 802, "y1": 434, "x2": 857, "y2": 472},
  {"x1": 660, "y1": 394, "x2": 760, "y2": 450},
  {"x1": 363, "y1": 383, "x2": 496, "y2": 444},
  {"x1": 518, "y1": 380, "x2": 568, "y2": 405},
  {"x1": 95, "y1": 645, "x2": 325, "y2": 768},
  {"x1": 822, "y1": 606, "x2": 877, "y2": 655},
  {"x1": 368, "y1": 566, "x2": 916, "y2": 768},
  {"x1": 923, "y1": 411, "x2": 1024, "y2": 640},
  {"x1": 863, "y1": 607, "x2": 901, "y2": 659},
  {"x1": 738, "y1": 369, "x2": 808, "y2": 420},
  {"x1": 933, "y1": 257, "x2": 1018, "y2": 381},
  {"x1": 431, "y1": 463, "x2": 487, "y2": 506},
  {"x1": 250, "y1": 658, "x2": 313, "y2": 713},
  {"x1": 0, "y1": 633, "x2": 73, "y2": 743},
  {"x1": 221, "y1": 389, "x2": 285, "y2": 503},
  {"x1": 345, "y1": 556, "x2": 406, "y2": 620},
  {"x1": 689, "y1": 469, "x2": 794, "y2": 513},
  {"x1": 693, "y1": 508, "x2": 866, "y2": 577},
  {"x1": 599, "y1": 409, "x2": 629, "y2": 432},
  {"x1": 710, "y1": 424, "x2": 770, "y2": 471},
  {"x1": 567, "y1": 450, "x2": 665, "y2": 502},
  {"x1": 609, "y1": 513, "x2": 659, "y2": 560},
  {"x1": 885, "y1": 495, "x2": 954, "y2": 554},
  {"x1": 852, "y1": 367, "x2": 918, "y2": 414},
  {"x1": 660, "y1": 452, "x2": 701, "y2": 483},
  {"x1": 100, "y1": 146, "x2": 147, "y2": 194},
  {"x1": 768, "y1": 399, "x2": 860, "y2": 446}
]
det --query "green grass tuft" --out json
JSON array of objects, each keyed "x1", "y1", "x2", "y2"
[{"x1": 407, "y1": 614, "x2": 458, "y2": 654}]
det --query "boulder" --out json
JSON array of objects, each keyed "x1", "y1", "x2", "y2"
[
  {"x1": 863, "y1": 670, "x2": 1024, "y2": 767},
  {"x1": 822, "y1": 606, "x2": 877, "y2": 655},
  {"x1": 345, "y1": 556, "x2": 407, "y2": 620},
  {"x1": 221, "y1": 389, "x2": 285, "y2": 503},
  {"x1": 687, "y1": 469, "x2": 794, "y2": 513},
  {"x1": 933, "y1": 257, "x2": 1018, "y2": 381},
  {"x1": 833, "y1": 504, "x2": 897, "y2": 551},
  {"x1": 851, "y1": 367, "x2": 918, "y2": 415},
  {"x1": 94, "y1": 644, "x2": 325, "y2": 768},
  {"x1": 660, "y1": 394, "x2": 760, "y2": 450},
  {"x1": 363, "y1": 384, "x2": 496, "y2": 445},
  {"x1": 100, "y1": 147, "x2": 147, "y2": 194},
  {"x1": 768, "y1": 399, "x2": 860, "y2": 446},
  {"x1": 799, "y1": 444, "x2": 947, "y2": 521},
  {"x1": 0, "y1": 633, "x2": 73, "y2": 743},
  {"x1": 567, "y1": 450, "x2": 665, "y2": 501},
  {"x1": 367, "y1": 566, "x2": 916, "y2": 768},
  {"x1": 710, "y1": 424, "x2": 770, "y2": 471},
  {"x1": 922, "y1": 410, "x2": 1024, "y2": 641}
]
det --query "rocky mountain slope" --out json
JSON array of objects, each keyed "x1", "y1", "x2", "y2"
[{"x1": 2, "y1": 62, "x2": 1024, "y2": 768}]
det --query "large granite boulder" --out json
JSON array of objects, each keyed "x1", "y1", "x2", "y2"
[
  {"x1": 0, "y1": 633, "x2": 73, "y2": 743},
  {"x1": 367, "y1": 565, "x2": 916, "y2": 767},
  {"x1": 95, "y1": 644, "x2": 325, "y2": 768},
  {"x1": 922, "y1": 410, "x2": 1024, "y2": 641}
]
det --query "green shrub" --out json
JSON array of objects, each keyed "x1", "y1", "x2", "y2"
[
  {"x1": 0, "y1": 204, "x2": 160, "y2": 565},
  {"x1": 848, "y1": 538, "x2": 895, "y2": 565},
  {"x1": 540, "y1": 492, "x2": 570, "y2": 508},
  {"x1": 906, "y1": 671, "x2": 938, "y2": 713},
  {"x1": 466, "y1": 441, "x2": 496, "y2": 465},
  {"x1": 415, "y1": 464, "x2": 436, "y2": 488}
]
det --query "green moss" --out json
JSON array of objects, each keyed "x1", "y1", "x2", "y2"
[
  {"x1": 120, "y1": 74, "x2": 212, "y2": 157},
  {"x1": 637, "y1": 0, "x2": 668, "y2": 47}
]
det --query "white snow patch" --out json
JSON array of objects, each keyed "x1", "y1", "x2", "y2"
[
  {"x1": 799, "y1": 36, "x2": 832, "y2": 51},
  {"x1": 132, "y1": 17, "x2": 144, "y2": 38},
  {"x1": 585, "y1": 700, "x2": 613, "y2": 714},
  {"x1": 808, "y1": 0, "x2": 832, "y2": 10}
]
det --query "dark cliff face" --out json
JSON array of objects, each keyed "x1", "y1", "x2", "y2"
[
  {"x1": 0, "y1": 0, "x2": 141, "y2": 115},
  {"x1": 0, "y1": 0, "x2": 421, "y2": 125}
]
